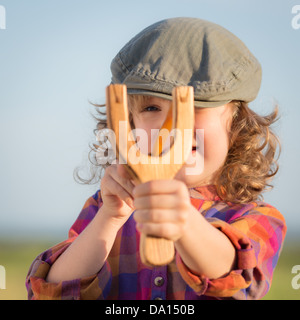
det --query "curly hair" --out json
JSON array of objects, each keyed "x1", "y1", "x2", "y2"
[
  {"x1": 73, "y1": 103, "x2": 107, "y2": 184},
  {"x1": 74, "y1": 98, "x2": 280, "y2": 204},
  {"x1": 215, "y1": 101, "x2": 280, "y2": 203}
]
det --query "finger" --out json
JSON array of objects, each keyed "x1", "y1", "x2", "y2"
[
  {"x1": 117, "y1": 164, "x2": 138, "y2": 187},
  {"x1": 108, "y1": 164, "x2": 136, "y2": 197},
  {"x1": 101, "y1": 172, "x2": 134, "y2": 209},
  {"x1": 133, "y1": 194, "x2": 178, "y2": 210},
  {"x1": 136, "y1": 222, "x2": 177, "y2": 240},
  {"x1": 133, "y1": 179, "x2": 187, "y2": 198},
  {"x1": 134, "y1": 208, "x2": 177, "y2": 223},
  {"x1": 117, "y1": 163, "x2": 133, "y2": 180}
]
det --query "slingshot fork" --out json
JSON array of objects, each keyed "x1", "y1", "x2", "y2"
[{"x1": 106, "y1": 84, "x2": 194, "y2": 266}]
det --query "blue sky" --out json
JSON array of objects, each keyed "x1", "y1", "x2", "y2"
[{"x1": 0, "y1": 0, "x2": 300, "y2": 239}]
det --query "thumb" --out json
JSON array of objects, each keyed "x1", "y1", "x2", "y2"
[{"x1": 116, "y1": 163, "x2": 138, "y2": 186}]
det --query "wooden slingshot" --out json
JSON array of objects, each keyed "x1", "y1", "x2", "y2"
[{"x1": 106, "y1": 84, "x2": 194, "y2": 266}]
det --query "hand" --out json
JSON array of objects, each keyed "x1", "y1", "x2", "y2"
[
  {"x1": 133, "y1": 180, "x2": 193, "y2": 242},
  {"x1": 100, "y1": 162, "x2": 136, "y2": 226}
]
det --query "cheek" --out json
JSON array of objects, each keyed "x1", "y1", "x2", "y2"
[
  {"x1": 204, "y1": 130, "x2": 229, "y2": 162},
  {"x1": 131, "y1": 118, "x2": 158, "y2": 154},
  {"x1": 197, "y1": 119, "x2": 230, "y2": 166}
]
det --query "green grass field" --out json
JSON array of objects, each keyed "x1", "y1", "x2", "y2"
[
  {"x1": 262, "y1": 238, "x2": 300, "y2": 300},
  {"x1": 0, "y1": 236, "x2": 299, "y2": 300},
  {"x1": 0, "y1": 238, "x2": 56, "y2": 300}
]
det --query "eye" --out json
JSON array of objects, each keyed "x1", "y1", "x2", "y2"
[{"x1": 142, "y1": 105, "x2": 161, "y2": 112}]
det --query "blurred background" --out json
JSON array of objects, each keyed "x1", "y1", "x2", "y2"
[{"x1": 0, "y1": 0, "x2": 299, "y2": 299}]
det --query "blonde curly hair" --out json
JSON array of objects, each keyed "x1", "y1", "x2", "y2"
[
  {"x1": 216, "y1": 101, "x2": 280, "y2": 203},
  {"x1": 74, "y1": 97, "x2": 280, "y2": 204}
]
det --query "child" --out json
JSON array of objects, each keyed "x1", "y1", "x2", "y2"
[{"x1": 26, "y1": 17, "x2": 286, "y2": 300}]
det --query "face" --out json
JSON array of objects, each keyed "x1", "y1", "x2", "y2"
[{"x1": 130, "y1": 96, "x2": 234, "y2": 188}]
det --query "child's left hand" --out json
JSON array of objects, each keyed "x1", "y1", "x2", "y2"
[{"x1": 133, "y1": 180, "x2": 194, "y2": 242}]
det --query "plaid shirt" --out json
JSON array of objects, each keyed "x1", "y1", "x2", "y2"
[{"x1": 26, "y1": 185, "x2": 286, "y2": 300}]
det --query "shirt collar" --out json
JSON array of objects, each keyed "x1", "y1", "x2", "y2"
[{"x1": 188, "y1": 185, "x2": 221, "y2": 201}]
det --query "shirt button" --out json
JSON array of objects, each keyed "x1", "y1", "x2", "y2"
[{"x1": 154, "y1": 276, "x2": 164, "y2": 287}]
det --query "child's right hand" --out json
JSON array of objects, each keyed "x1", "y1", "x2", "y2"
[
  {"x1": 100, "y1": 162, "x2": 136, "y2": 227},
  {"x1": 46, "y1": 163, "x2": 135, "y2": 283}
]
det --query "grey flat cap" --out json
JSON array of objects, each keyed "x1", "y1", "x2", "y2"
[{"x1": 110, "y1": 17, "x2": 262, "y2": 107}]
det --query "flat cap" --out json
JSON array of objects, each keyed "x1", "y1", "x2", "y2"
[{"x1": 111, "y1": 17, "x2": 262, "y2": 107}]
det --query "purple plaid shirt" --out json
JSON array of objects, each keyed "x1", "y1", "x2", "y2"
[{"x1": 26, "y1": 186, "x2": 286, "y2": 300}]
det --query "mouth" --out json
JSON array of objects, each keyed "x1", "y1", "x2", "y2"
[{"x1": 192, "y1": 146, "x2": 197, "y2": 153}]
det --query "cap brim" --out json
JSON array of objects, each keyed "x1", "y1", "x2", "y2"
[{"x1": 127, "y1": 89, "x2": 231, "y2": 108}]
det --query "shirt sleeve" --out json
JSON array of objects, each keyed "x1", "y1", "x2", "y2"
[
  {"x1": 26, "y1": 191, "x2": 112, "y2": 300},
  {"x1": 176, "y1": 203, "x2": 287, "y2": 299}
]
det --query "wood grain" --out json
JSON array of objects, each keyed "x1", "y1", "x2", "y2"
[{"x1": 106, "y1": 84, "x2": 194, "y2": 266}]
